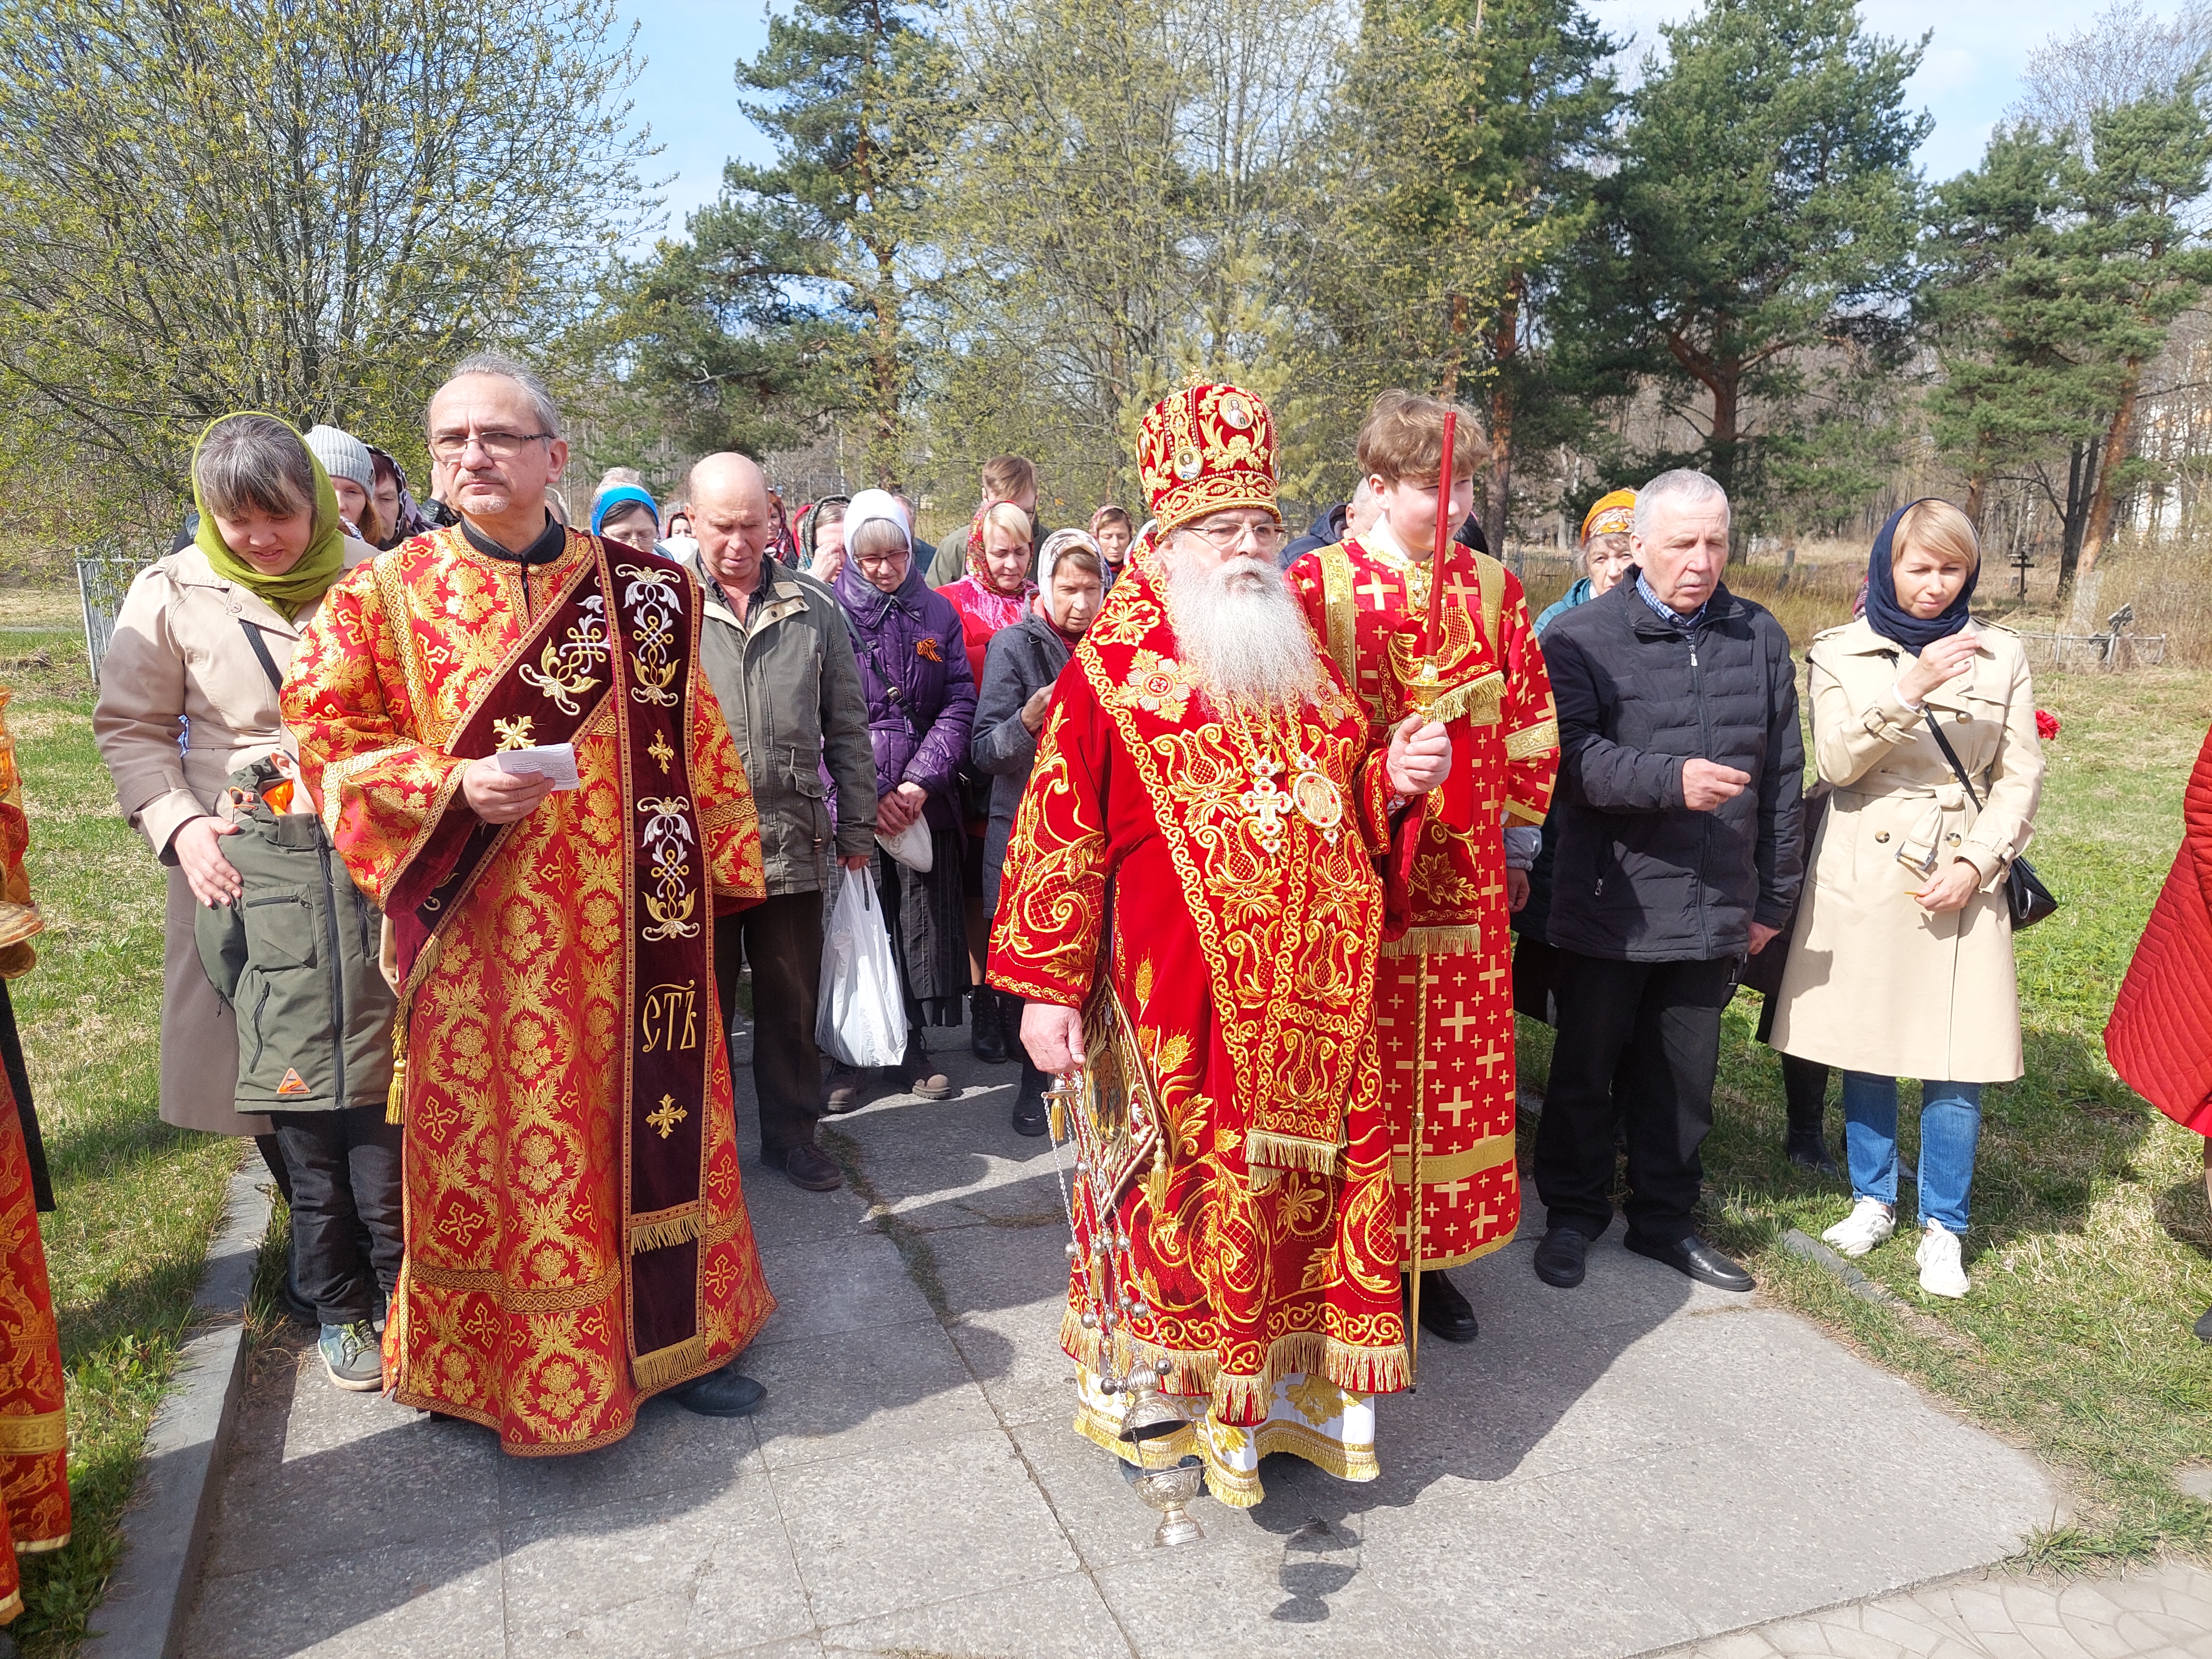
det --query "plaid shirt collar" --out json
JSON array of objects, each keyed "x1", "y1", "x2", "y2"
[{"x1": 1636, "y1": 570, "x2": 1706, "y2": 632}]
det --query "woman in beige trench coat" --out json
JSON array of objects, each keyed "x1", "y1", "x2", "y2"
[
  {"x1": 93, "y1": 415, "x2": 371, "y2": 1156},
  {"x1": 1770, "y1": 500, "x2": 2043, "y2": 1300}
]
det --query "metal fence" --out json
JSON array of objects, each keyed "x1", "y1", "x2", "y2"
[{"x1": 75, "y1": 554, "x2": 149, "y2": 682}]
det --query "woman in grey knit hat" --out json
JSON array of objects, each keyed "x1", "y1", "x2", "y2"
[{"x1": 303, "y1": 424, "x2": 379, "y2": 544}]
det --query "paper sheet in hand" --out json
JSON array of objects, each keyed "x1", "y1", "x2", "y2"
[{"x1": 492, "y1": 743, "x2": 580, "y2": 791}]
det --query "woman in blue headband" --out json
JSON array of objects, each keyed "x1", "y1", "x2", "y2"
[{"x1": 591, "y1": 481, "x2": 661, "y2": 554}]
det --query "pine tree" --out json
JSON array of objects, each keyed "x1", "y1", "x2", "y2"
[
  {"x1": 726, "y1": 0, "x2": 950, "y2": 485},
  {"x1": 2060, "y1": 85, "x2": 2212, "y2": 615},
  {"x1": 1919, "y1": 124, "x2": 2112, "y2": 551},
  {"x1": 1555, "y1": 0, "x2": 1927, "y2": 532}
]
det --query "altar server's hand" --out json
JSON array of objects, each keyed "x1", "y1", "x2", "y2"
[
  {"x1": 175, "y1": 816, "x2": 244, "y2": 907},
  {"x1": 1386, "y1": 716, "x2": 1450, "y2": 796},
  {"x1": 463, "y1": 756, "x2": 555, "y2": 824},
  {"x1": 1022, "y1": 1002, "x2": 1086, "y2": 1074}
]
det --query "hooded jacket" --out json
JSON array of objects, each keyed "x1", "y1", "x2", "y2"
[{"x1": 194, "y1": 757, "x2": 396, "y2": 1111}]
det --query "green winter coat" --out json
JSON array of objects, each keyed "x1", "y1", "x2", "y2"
[{"x1": 194, "y1": 758, "x2": 396, "y2": 1111}]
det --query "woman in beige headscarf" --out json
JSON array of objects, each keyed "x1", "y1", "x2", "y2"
[{"x1": 93, "y1": 415, "x2": 371, "y2": 1166}]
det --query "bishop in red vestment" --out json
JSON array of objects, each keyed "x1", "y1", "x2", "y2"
[
  {"x1": 1288, "y1": 392, "x2": 1558, "y2": 1343},
  {"x1": 989, "y1": 383, "x2": 1451, "y2": 1505},
  {"x1": 284, "y1": 359, "x2": 775, "y2": 1453}
]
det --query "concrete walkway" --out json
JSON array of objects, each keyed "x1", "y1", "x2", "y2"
[{"x1": 184, "y1": 1021, "x2": 2104, "y2": 1659}]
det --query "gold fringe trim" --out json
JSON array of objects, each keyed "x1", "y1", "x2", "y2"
[
  {"x1": 1060, "y1": 1310, "x2": 1411, "y2": 1412},
  {"x1": 1253, "y1": 1419, "x2": 1380, "y2": 1483},
  {"x1": 384, "y1": 1051, "x2": 407, "y2": 1127},
  {"x1": 1426, "y1": 673, "x2": 1504, "y2": 728},
  {"x1": 1380, "y1": 923, "x2": 1482, "y2": 960},
  {"x1": 1390, "y1": 1132, "x2": 1515, "y2": 1188},
  {"x1": 0, "y1": 1411, "x2": 66, "y2": 1457},
  {"x1": 1070, "y1": 1373, "x2": 1387, "y2": 1509},
  {"x1": 1060, "y1": 1305, "x2": 1220, "y2": 1399},
  {"x1": 630, "y1": 1332, "x2": 712, "y2": 1393},
  {"x1": 1504, "y1": 718, "x2": 1559, "y2": 761},
  {"x1": 1327, "y1": 1338, "x2": 1409, "y2": 1397},
  {"x1": 627, "y1": 1207, "x2": 704, "y2": 1254},
  {"x1": 1242, "y1": 1130, "x2": 1342, "y2": 1178}
]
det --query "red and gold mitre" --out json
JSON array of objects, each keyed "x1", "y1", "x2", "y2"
[
  {"x1": 1136, "y1": 383, "x2": 1277, "y2": 533},
  {"x1": 1580, "y1": 488, "x2": 1636, "y2": 543}
]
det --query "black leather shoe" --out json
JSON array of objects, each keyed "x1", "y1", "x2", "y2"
[
  {"x1": 823, "y1": 1067, "x2": 867, "y2": 1115},
  {"x1": 669, "y1": 1362, "x2": 766, "y2": 1417},
  {"x1": 1533, "y1": 1226, "x2": 1590, "y2": 1288},
  {"x1": 971, "y1": 987, "x2": 1010, "y2": 1064},
  {"x1": 1626, "y1": 1230, "x2": 1754, "y2": 1293},
  {"x1": 1011, "y1": 1097, "x2": 1048, "y2": 1137},
  {"x1": 1412, "y1": 1269, "x2": 1478, "y2": 1342},
  {"x1": 1786, "y1": 1132, "x2": 1842, "y2": 1177},
  {"x1": 2195, "y1": 1303, "x2": 2212, "y2": 1344},
  {"x1": 776, "y1": 1141, "x2": 843, "y2": 1192}
]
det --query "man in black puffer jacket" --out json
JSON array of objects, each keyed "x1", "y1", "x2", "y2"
[{"x1": 1532, "y1": 470, "x2": 1804, "y2": 1295}]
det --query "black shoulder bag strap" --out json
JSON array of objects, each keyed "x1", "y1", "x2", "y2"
[
  {"x1": 238, "y1": 619, "x2": 284, "y2": 692},
  {"x1": 1913, "y1": 673, "x2": 2058, "y2": 930}
]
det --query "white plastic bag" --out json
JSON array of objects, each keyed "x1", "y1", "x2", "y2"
[
  {"x1": 876, "y1": 817, "x2": 934, "y2": 873},
  {"x1": 815, "y1": 867, "x2": 909, "y2": 1069}
]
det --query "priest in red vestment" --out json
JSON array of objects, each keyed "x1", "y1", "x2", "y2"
[
  {"x1": 1288, "y1": 391, "x2": 1559, "y2": 1347},
  {"x1": 989, "y1": 382, "x2": 1451, "y2": 1505},
  {"x1": 0, "y1": 685, "x2": 67, "y2": 1635},
  {"x1": 2106, "y1": 722, "x2": 2212, "y2": 1341},
  {"x1": 284, "y1": 355, "x2": 776, "y2": 1454}
]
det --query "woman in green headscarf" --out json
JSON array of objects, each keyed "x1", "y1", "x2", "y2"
[{"x1": 93, "y1": 413, "x2": 372, "y2": 1156}]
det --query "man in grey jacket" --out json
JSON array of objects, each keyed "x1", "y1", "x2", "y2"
[
  {"x1": 1532, "y1": 469, "x2": 1804, "y2": 1294},
  {"x1": 679, "y1": 453, "x2": 880, "y2": 1193}
]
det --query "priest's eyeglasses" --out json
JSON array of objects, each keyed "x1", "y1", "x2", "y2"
[
  {"x1": 1185, "y1": 518, "x2": 1288, "y2": 553},
  {"x1": 429, "y1": 429, "x2": 556, "y2": 463}
]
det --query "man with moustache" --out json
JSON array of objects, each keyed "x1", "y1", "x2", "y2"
[
  {"x1": 284, "y1": 354, "x2": 777, "y2": 1450},
  {"x1": 989, "y1": 382, "x2": 1451, "y2": 1507}
]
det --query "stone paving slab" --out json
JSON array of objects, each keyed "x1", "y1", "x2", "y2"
[
  {"x1": 185, "y1": 1021, "x2": 2079, "y2": 1659},
  {"x1": 1656, "y1": 1561, "x2": 2212, "y2": 1658}
]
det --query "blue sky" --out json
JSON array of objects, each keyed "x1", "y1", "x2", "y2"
[{"x1": 624, "y1": 0, "x2": 2181, "y2": 236}]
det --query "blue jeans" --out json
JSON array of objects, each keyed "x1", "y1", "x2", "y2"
[{"x1": 1840, "y1": 1072, "x2": 1982, "y2": 1235}]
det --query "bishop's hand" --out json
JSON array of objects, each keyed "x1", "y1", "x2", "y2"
[
  {"x1": 1385, "y1": 716, "x2": 1451, "y2": 796},
  {"x1": 1021, "y1": 1002, "x2": 1087, "y2": 1074}
]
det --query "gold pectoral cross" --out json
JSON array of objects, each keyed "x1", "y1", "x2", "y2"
[{"x1": 1241, "y1": 753, "x2": 1293, "y2": 853}]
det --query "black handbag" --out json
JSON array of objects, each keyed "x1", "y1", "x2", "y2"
[{"x1": 1924, "y1": 714, "x2": 2057, "y2": 929}]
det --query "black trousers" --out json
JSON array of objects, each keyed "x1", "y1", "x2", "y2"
[
  {"x1": 1533, "y1": 950, "x2": 1738, "y2": 1246},
  {"x1": 270, "y1": 1105, "x2": 402, "y2": 1325},
  {"x1": 715, "y1": 891, "x2": 826, "y2": 1160}
]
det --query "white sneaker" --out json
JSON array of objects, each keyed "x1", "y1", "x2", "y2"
[
  {"x1": 1820, "y1": 1196, "x2": 1896, "y2": 1259},
  {"x1": 1917, "y1": 1221, "x2": 1969, "y2": 1298}
]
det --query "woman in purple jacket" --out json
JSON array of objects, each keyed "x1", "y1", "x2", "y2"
[{"x1": 830, "y1": 491, "x2": 978, "y2": 1106}]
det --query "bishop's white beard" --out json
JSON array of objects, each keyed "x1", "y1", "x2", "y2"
[{"x1": 1159, "y1": 542, "x2": 1322, "y2": 714}]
